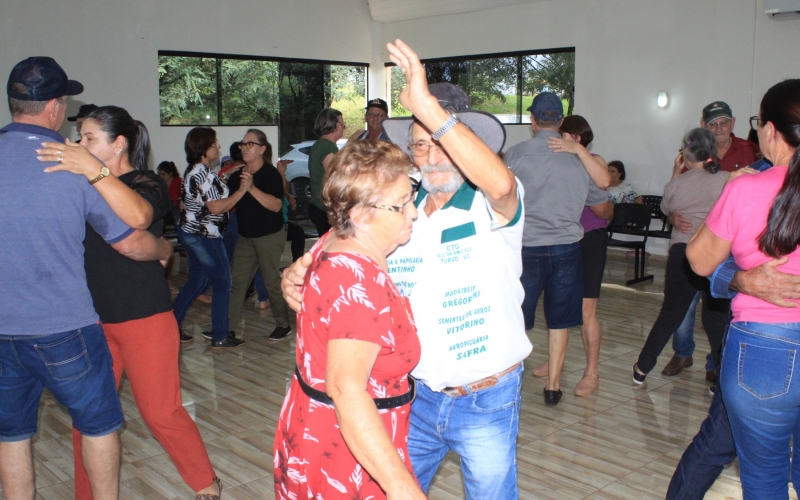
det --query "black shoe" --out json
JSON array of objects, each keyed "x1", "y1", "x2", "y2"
[
  {"x1": 633, "y1": 364, "x2": 647, "y2": 385},
  {"x1": 544, "y1": 389, "x2": 563, "y2": 406},
  {"x1": 211, "y1": 332, "x2": 246, "y2": 349},
  {"x1": 179, "y1": 329, "x2": 194, "y2": 343},
  {"x1": 201, "y1": 331, "x2": 213, "y2": 340},
  {"x1": 269, "y1": 326, "x2": 292, "y2": 341}
]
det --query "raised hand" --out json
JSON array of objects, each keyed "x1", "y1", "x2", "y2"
[{"x1": 386, "y1": 39, "x2": 437, "y2": 117}]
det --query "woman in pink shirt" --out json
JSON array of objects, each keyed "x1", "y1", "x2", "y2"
[{"x1": 687, "y1": 79, "x2": 800, "y2": 499}]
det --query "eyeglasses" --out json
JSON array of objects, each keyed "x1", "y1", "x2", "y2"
[
  {"x1": 238, "y1": 141, "x2": 264, "y2": 150},
  {"x1": 408, "y1": 140, "x2": 446, "y2": 157},
  {"x1": 366, "y1": 112, "x2": 386, "y2": 119},
  {"x1": 371, "y1": 179, "x2": 421, "y2": 213},
  {"x1": 749, "y1": 116, "x2": 764, "y2": 129},
  {"x1": 706, "y1": 119, "x2": 732, "y2": 129}
]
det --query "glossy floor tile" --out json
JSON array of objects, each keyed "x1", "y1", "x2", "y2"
[{"x1": 2, "y1": 246, "x2": 796, "y2": 499}]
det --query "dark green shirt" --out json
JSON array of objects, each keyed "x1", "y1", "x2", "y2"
[{"x1": 308, "y1": 138, "x2": 339, "y2": 210}]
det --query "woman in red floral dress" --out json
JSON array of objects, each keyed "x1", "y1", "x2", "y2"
[{"x1": 274, "y1": 140, "x2": 426, "y2": 500}]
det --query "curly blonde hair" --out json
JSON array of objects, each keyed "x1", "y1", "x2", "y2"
[{"x1": 322, "y1": 139, "x2": 414, "y2": 238}]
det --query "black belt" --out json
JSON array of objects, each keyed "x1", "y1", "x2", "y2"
[{"x1": 294, "y1": 366, "x2": 416, "y2": 410}]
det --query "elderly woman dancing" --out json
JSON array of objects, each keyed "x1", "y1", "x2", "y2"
[{"x1": 273, "y1": 139, "x2": 425, "y2": 500}]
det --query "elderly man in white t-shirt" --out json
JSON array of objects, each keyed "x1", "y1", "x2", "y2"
[{"x1": 282, "y1": 39, "x2": 531, "y2": 499}]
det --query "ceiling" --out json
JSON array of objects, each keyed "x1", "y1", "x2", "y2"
[{"x1": 367, "y1": 0, "x2": 548, "y2": 23}]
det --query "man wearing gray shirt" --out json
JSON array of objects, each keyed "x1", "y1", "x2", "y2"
[{"x1": 504, "y1": 92, "x2": 609, "y2": 406}]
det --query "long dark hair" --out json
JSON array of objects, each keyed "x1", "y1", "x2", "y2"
[
  {"x1": 758, "y1": 79, "x2": 800, "y2": 257},
  {"x1": 157, "y1": 160, "x2": 179, "y2": 177},
  {"x1": 85, "y1": 106, "x2": 150, "y2": 171},
  {"x1": 184, "y1": 127, "x2": 217, "y2": 167}
]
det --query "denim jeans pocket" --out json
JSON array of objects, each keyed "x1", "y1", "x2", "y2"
[
  {"x1": 471, "y1": 376, "x2": 520, "y2": 413},
  {"x1": 556, "y1": 252, "x2": 580, "y2": 286},
  {"x1": 34, "y1": 331, "x2": 91, "y2": 381},
  {"x1": 738, "y1": 342, "x2": 796, "y2": 400}
]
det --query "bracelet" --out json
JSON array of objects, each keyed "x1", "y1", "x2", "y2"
[{"x1": 431, "y1": 114, "x2": 460, "y2": 141}]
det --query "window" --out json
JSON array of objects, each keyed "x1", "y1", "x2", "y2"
[
  {"x1": 158, "y1": 51, "x2": 367, "y2": 154},
  {"x1": 386, "y1": 48, "x2": 574, "y2": 124}
]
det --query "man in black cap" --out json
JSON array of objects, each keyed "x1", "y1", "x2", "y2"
[
  {"x1": 347, "y1": 97, "x2": 390, "y2": 142},
  {"x1": 0, "y1": 57, "x2": 171, "y2": 499},
  {"x1": 67, "y1": 102, "x2": 99, "y2": 137}
]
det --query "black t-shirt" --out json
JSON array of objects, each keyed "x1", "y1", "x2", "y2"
[
  {"x1": 84, "y1": 170, "x2": 173, "y2": 324},
  {"x1": 227, "y1": 164, "x2": 285, "y2": 238}
]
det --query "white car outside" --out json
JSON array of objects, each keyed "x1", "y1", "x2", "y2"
[{"x1": 280, "y1": 139, "x2": 347, "y2": 220}]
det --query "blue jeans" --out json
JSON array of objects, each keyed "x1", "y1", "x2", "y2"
[
  {"x1": 0, "y1": 323, "x2": 124, "y2": 441},
  {"x1": 722, "y1": 321, "x2": 800, "y2": 499},
  {"x1": 173, "y1": 229, "x2": 231, "y2": 341},
  {"x1": 666, "y1": 371, "x2": 736, "y2": 498},
  {"x1": 408, "y1": 364, "x2": 522, "y2": 499},
  {"x1": 520, "y1": 243, "x2": 583, "y2": 330},
  {"x1": 672, "y1": 292, "x2": 699, "y2": 357},
  {"x1": 672, "y1": 293, "x2": 716, "y2": 370}
]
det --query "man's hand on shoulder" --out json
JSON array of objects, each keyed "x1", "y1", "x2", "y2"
[
  {"x1": 282, "y1": 252, "x2": 312, "y2": 312},
  {"x1": 731, "y1": 256, "x2": 800, "y2": 308}
]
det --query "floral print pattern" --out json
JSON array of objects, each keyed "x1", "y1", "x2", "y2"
[{"x1": 274, "y1": 241, "x2": 421, "y2": 499}]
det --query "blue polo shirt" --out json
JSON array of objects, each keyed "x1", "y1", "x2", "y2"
[{"x1": 0, "y1": 123, "x2": 133, "y2": 335}]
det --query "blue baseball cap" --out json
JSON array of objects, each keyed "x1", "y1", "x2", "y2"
[
  {"x1": 7, "y1": 57, "x2": 84, "y2": 102},
  {"x1": 527, "y1": 92, "x2": 563, "y2": 120}
]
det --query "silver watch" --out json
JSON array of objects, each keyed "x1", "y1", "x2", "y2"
[{"x1": 431, "y1": 113, "x2": 460, "y2": 141}]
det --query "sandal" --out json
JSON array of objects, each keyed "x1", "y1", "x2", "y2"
[{"x1": 195, "y1": 477, "x2": 222, "y2": 500}]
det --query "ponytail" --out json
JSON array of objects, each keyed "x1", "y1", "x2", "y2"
[{"x1": 85, "y1": 106, "x2": 150, "y2": 171}]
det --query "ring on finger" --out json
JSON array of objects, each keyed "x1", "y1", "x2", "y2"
[{"x1": 57, "y1": 151, "x2": 63, "y2": 162}]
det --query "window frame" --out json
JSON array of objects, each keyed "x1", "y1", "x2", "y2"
[
  {"x1": 158, "y1": 50, "x2": 370, "y2": 127},
  {"x1": 384, "y1": 46, "x2": 575, "y2": 124}
]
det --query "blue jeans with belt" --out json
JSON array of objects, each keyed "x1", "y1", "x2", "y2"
[
  {"x1": 172, "y1": 228, "x2": 231, "y2": 341},
  {"x1": 408, "y1": 364, "x2": 522, "y2": 499},
  {"x1": 721, "y1": 321, "x2": 800, "y2": 499}
]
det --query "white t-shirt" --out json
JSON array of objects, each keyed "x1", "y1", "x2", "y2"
[{"x1": 388, "y1": 180, "x2": 533, "y2": 391}]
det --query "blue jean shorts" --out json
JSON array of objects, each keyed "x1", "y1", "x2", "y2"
[
  {"x1": 0, "y1": 322, "x2": 124, "y2": 441},
  {"x1": 520, "y1": 242, "x2": 584, "y2": 330}
]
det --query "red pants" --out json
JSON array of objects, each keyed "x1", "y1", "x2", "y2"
[{"x1": 73, "y1": 311, "x2": 215, "y2": 498}]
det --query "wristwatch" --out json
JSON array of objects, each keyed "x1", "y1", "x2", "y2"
[
  {"x1": 89, "y1": 166, "x2": 110, "y2": 185},
  {"x1": 432, "y1": 113, "x2": 460, "y2": 141}
]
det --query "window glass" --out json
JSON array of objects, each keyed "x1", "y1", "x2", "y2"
[
  {"x1": 220, "y1": 59, "x2": 279, "y2": 125},
  {"x1": 329, "y1": 65, "x2": 366, "y2": 138},
  {"x1": 158, "y1": 56, "x2": 217, "y2": 125},
  {"x1": 522, "y1": 52, "x2": 575, "y2": 117},
  {"x1": 386, "y1": 49, "x2": 574, "y2": 124}
]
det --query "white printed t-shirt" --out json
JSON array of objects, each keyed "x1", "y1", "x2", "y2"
[{"x1": 388, "y1": 179, "x2": 532, "y2": 391}]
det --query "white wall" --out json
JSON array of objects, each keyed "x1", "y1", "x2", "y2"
[
  {"x1": 380, "y1": 0, "x2": 800, "y2": 254},
  {"x1": 3, "y1": 0, "x2": 800, "y2": 253},
  {"x1": 0, "y1": 0, "x2": 374, "y2": 172}
]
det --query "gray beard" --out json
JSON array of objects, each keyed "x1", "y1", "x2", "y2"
[{"x1": 420, "y1": 163, "x2": 464, "y2": 194}]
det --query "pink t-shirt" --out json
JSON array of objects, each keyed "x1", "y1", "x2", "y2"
[{"x1": 705, "y1": 165, "x2": 800, "y2": 322}]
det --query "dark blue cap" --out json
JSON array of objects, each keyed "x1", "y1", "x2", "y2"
[
  {"x1": 7, "y1": 57, "x2": 84, "y2": 102},
  {"x1": 527, "y1": 92, "x2": 563, "y2": 120}
]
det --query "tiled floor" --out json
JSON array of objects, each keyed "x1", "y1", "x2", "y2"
[{"x1": 3, "y1": 246, "x2": 794, "y2": 499}]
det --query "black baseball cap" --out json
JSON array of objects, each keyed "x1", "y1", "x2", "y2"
[
  {"x1": 7, "y1": 57, "x2": 84, "y2": 102},
  {"x1": 365, "y1": 98, "x2": 389, "y2": 113},
  {"x1": 67, "y1": 103, "x2": 99, "y2": 122}
]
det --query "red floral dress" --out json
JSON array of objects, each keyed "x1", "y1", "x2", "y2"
[{"x1": 273, "y1": 244, "x2": 421, "y2": 500}]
